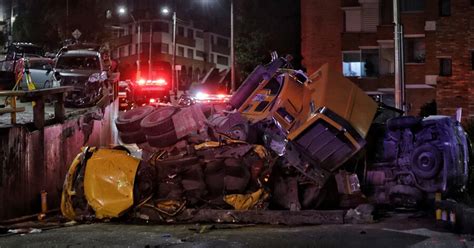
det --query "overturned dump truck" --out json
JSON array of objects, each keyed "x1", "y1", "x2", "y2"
[{"x1": 61, "y1": 57, "x2": 471, "y2": 222}]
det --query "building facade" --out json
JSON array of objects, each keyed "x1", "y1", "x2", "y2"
[
  {"x1": 111, "y1": 18, "x2": 231, "y2": 88},
  {"x1": 301, "y1": 0, "x2": 474, "y2": 118}
]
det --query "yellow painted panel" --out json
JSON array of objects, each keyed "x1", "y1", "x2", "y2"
[{"x1": 84, "y1": 149, "x2": 140, "y2": 219}]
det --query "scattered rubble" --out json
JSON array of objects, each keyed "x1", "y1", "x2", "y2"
[{"x1": 59, "y1": 57, "x2": 471, "y2": 225}]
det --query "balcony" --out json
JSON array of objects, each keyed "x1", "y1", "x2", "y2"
[{"x1": 176, "y1": 36, "x2": 196, "y2": 47}]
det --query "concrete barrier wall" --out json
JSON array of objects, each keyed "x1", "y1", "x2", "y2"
[{"x1": 0, "y1": 102, "x2": 115, "y2": 220}]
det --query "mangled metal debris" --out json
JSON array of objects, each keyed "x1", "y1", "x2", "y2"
[{"x1": 60, "y1": 56, "x2": 472, "y2": 224}]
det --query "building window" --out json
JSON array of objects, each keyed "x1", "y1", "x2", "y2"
[
  {"x1": 361, "y1": 49, "x2": 379, "y2": 77},
  {"x1": 187, "y1": 29, "x2": 194, "y2": 39},
  {"x1": 187, "y1": 48, "x2": 194, "y2": 59},
  {"x1": 178, "y1": 46, "x2": 184, "y2": 57},
  {"x1": 400, "y1": 0, "x2": 425, "y2": 12},
  {"x1": 343, "y1": 52, "x2": 362, "y2": 77},
  {"x1": 196, "y1": 31, "x2": 204, "y2": 38},
  {"x1": 439, "y1": 58, "x2": 452, "y2": 76},
  {"x1": 160, "y1": 43, "x2": 169, "y2": 54},
  {"x1": 196, "y1": 50, "x2": 205, "y2": 58},
  {"x1": 129, "y1": 44, "x2": 134, "y2": 55},
  {"x1": 217, "y1": 37, "x2": 228, "y2": 47},
  {"x1": 217, "y1": 55, "x2": 228, "y2": 65},
  {"x1": 178, "y1": 26, "x2": 185, "y2": 36},
  {"x1": 344, "y1": 8, "x2": 362, "y2": 32},
  {"x1": 439, "y1": 0, "x2": 451, "y2": 16},
  {"x1": 404, "y1": 38, "x2": 425, "y2": 63}
]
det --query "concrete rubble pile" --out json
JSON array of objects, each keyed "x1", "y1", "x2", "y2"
[{"x1": 60, "y1": 57, "x2": 471, "y2": 224}]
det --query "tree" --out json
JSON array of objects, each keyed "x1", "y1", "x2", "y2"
[
  {"x1": 234, "y1": 0, "x2": 301, "y2": 80},
  {"x1": 12, "y1": 0, "x2": 115, "y2": 50}
]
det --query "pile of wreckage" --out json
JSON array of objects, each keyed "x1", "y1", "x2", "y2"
[{"x1": 61, "y1": 57, "x2": 471, "y2": 224}]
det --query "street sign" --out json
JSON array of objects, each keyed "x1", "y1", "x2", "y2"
[
  {"x1": 72, "y1": 29, "x2": 82, "y2": 40},
  {"x1": 174, "y1": 65, "x2": 182, "y2": 71}
]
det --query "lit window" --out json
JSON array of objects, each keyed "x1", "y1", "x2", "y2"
[
  {"x1": 439, "y1": 0, "x2": 451, "y2": 16},
  {"x1": 439, "y1": 58, "x2": 452, "y2": 76},
  {"x1": 404, "y1": 38, "x2": 425, "y2": 63},
  {"x1": 343, "y1": 52, "x2": 362, "y2": 77}
]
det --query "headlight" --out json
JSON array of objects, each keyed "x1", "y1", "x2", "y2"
[{"x1": 88, "y1": 73, "x2": 100, "y2": 82}]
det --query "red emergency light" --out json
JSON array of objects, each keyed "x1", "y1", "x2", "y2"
[{"x1": 136, "y1": 78, "x2": 168, "y2": 86}]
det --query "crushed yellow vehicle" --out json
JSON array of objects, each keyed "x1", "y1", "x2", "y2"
[
  {"x1": 61, "y1": 147, "x2": 140, "y2": 220},
  {"x1": 61, "y1": 57, "x2": 380, "y2": 222}
]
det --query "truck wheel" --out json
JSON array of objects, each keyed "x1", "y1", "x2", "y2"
[
  {"x1": 146, "y1": 130, "x2": 178, "y2": 148},
  {"x1": 387, "y1": 116, "x2": 421, "y2": 130},
  {"x1": 140, "y1": 106, "x2": 177, "y2": 136},
  {"x1": 411, "y1": 144, "x2": 442, "y2": 180},
  {"x1": 115, "y1": 106, "x2": 154, "y2": 132},
  {"x1": 119, "y1": 130, "x2": 146, "y2": 144}
]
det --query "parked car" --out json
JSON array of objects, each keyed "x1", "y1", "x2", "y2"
[
  {"x1": 54, "y1": 49, "x2": 107, "y2": 107},
  {"x1": 15, "y1": 58, "x2": 55, "y2": 90},
  {"x1": 0, "y1": 42, "x2": 45, "y2": 90}
]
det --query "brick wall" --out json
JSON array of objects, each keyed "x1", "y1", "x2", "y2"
[
  {"x1": 301, "y1": 0, "x2": 343, "y2": 74},
  {"x1": 435, "y1": 0, "x2": 474, "y2": 119},
  {"x1": 300, "y1": 0, "x2": 472, "y2": 118}
]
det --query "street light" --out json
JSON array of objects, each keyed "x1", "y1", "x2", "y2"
[
  {"x1": 118, "y1": 6, "x2": 141, "y2": 80},
  {"x1": 161, "y1": 6, "x2": 177, "y2": 98}
]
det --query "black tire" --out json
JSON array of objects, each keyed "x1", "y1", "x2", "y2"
[
  {"x1": 146, "y1": 130, "x2": 178, "y2": 148},
  {"x1": 119, "y1": 129, "x2": 146, "y2": 144},
  {"x1": 411, "y1": 144, "x2": 442, "y2": 179},
  {"x1": 115, "y1": 106, "x2": 155, "y2": 132},
  {"x1": 387, "y1": 116, "x2": 421, "y2": 131},
  {"x1": 140, "y1": 106, "x2": 177, "y2": 136}
]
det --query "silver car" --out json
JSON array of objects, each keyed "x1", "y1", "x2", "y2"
[{"x1": 18, "y1": 58, "x2": 55, "y2": 90}]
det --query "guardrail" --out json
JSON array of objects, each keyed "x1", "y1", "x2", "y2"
[{"x1": 0, "y1": 86, "x2": 74, "y2": 129}]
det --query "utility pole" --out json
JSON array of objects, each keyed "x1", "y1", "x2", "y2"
[
  {"x1": 393, "y1": 0, "x2": 406, "y2": 112},
  {"x1": 172, "y1": 11, "x2": 177, "y2": 98},
  {"x1": 230, "y1": 0, "x2": 235, "y2": 93},
  {"x1": 149, "y1": 20, "x2": 152, "y2": 80}
]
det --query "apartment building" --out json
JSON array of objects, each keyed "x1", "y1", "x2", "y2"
[
  {"x1": 301, "y1": 0, "x2": 474, "y2": 118},
  {"x1": 111, "y1": 19, "x2": 231, "y2": 87}
]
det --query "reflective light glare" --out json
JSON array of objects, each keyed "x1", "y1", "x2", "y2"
[
  {"x1": 155, "y1": 78, "x2": 167, "y2": 85},
  {"x1": 217, "y1": 94, "x2": 226, "y2": 99},
  {"x1": 195, "y1": 92, "x2": 209, "y2": 100},
  {"x1": 118, "y1": 6, "x2": 126, "y2": 15},
  {"x1": 138, "y1": 79, "x2": 146, "y2": 85},
  {"x1": 149, "y1": 98, "x2": 156, "y2": 103}
]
